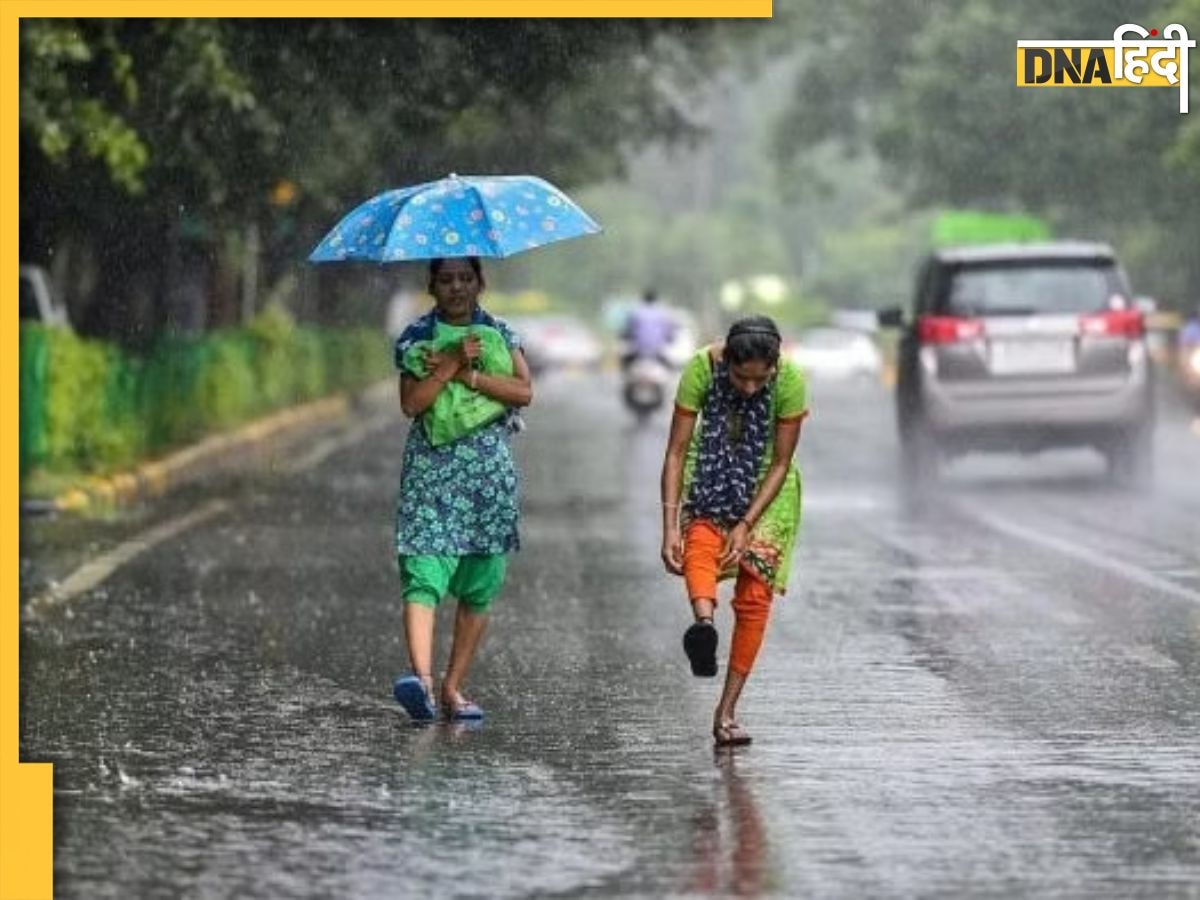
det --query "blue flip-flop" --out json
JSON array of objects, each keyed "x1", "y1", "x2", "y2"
[
  {"x1": 393, "y1": 675, "x2": 437, "y2": 723},
  {"x1": 446, "y1": 699, "x2": 484, "y2": 722}
]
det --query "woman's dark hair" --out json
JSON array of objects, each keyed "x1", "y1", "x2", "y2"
[
  {"x1": 723, "y1": 315, "x2": 781, "y2": 366},
  {"x1": 428, "y1": 256, "x2": 484, "y2": 293}
]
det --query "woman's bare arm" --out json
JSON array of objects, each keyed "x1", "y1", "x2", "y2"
[
  {"x1": 718, "y1": 417, "x2": 804, "y2": 567},
  {"x1": 660, "y1": 408, "x2": 697, "y2": 574},
  {"x1": 457, "y1": 347, "x2": 533, "y2": 408},
  {"x1": 399, "y1": 351, "x2": 463, "y2": 418}
]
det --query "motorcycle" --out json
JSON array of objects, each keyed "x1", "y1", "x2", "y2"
[{"x1": 622, "y1": 354, "x2": 673, "y2": 421}]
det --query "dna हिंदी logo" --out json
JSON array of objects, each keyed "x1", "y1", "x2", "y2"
[{"x1": 1017, "y1": 23, "x2": 1195, "y2": 113}]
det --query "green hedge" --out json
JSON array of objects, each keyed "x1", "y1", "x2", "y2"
[{"x1": 19, "y1": 306, "x2": 391, "y2": 482}]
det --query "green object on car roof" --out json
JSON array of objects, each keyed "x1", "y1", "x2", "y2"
[{"x1": 932, "y1": 211, "x2": 1052, "y2": 247}]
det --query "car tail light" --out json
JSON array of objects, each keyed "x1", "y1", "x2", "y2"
[
  {"x1": 1079, "y1": 310, "x2": 1144, "y2": 338},
  {"x1": 918, "y1": 315, "x2": 984, "y2": 345}
]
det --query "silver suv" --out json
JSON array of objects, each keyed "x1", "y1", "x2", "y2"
[{"x1": 880, "y1": 242, "x2": 1154, "y2": 485}]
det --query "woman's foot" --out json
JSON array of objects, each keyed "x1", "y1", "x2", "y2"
[
  {"x1": 713, "y1": 720, "x2": 752, "y2": 747},
  {"x1": 394, "y1": 673, "x2": 437, "y2": 723},
  {"x1": 441, "y1": 689, "x2": 484, "y2": 722}
]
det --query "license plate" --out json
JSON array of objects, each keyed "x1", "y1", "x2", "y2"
[{"x1": 989, "y1": 339, "x2": 1075, "y2": 375}]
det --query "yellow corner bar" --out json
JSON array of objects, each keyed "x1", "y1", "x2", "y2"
[
  {"x1": 10, "y1": 0, "x2": 772, "y2": 16},
  {"x1": 5, "y1": 0, "x2": 54, "y2": 893}
]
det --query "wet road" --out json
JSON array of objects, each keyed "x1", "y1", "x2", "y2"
[{"x1": 19, "y1": 373, "x2": 1200, "y2": 898}]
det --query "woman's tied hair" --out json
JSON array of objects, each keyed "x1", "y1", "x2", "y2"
[{"x1": 724, "y1": 315, "x2": 782, "y2": 366}]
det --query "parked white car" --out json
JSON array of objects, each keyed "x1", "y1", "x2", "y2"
[
  {"x1": 508, "y1": 315, "x2": 604, "y2": 373},
  {"x1": 786, "y1": 327, "x2": 882, "y2": 382}
]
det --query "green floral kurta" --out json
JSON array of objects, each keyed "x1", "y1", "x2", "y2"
[
  {"x1": 394, "y1": 420, "x2": 520, "y2": 556},
  {"x1": 393, "y1": 310, "x2": 522, "y2": 557}
]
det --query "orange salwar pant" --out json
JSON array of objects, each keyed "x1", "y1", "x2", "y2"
[{"x1": 682, "y1": 519, "x2": 774, "y2": 677}]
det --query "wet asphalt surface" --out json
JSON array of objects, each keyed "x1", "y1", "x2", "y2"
[{"x1": 19, "y1": 372, "x2": 1200, "y2": 899}]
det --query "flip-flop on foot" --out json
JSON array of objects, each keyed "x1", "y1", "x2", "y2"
[
  {"x1": 713, "y1": 722, "x2": 752, "y2": 748},
  {"x1": 444, "y1": 697, "x2": 484, "y2": 722},
  {"x1": 683, "y1": 621, "x2": 719, "y2": 677},
  {"x1": 393, "y1": 675, "x2": 437, "y2": 723}
]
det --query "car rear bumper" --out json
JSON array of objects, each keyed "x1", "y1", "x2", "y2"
[{"x1": 920, "y1": 368, "x2": 1153, "y2": 443}]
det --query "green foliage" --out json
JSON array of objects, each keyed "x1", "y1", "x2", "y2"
[
  {"x1": 141, "y1": 336, "x2": 213, "y2": 447},
  {"x1": 245, "y1": 303, "x2": 299, "y2": 409},
  {"x1": 20, "y1": 20, "x2": 737, "y2": 342},
  {"x1": 773, "y1": 0, "x2": 1200, "y2": 308},
  {"x1": 508, "y1": 180, "x2": 796, "y2": 313},
  {"x1": 744, "y1": 290, "x2": 831, "y2": 331},
  {"x1": 194, "y1": 336, "x2": 258, "y2": 430},
  {"x1": 20, "y1": 20, "x2": 148, "y2": 192},
  {"x1": 291, "y1": 330, "x2": 330, "y2": 402},
  {"x1": 98, "y1": 349, "x2": 146, "y2": 465},
  {"x1": 321, "y1": 329, "x2": 391, "y2": 394},
  {"x1": 811, "y1": 219, "x2": 933, "y2": 309},
  {"x1": 20, "y1": 322, "x2": 391, "y2": 485},
  {"x1": 20, "y1": 326, "x2": 50, "y2": 476},
  {"x1": 41, "y1": 328, "x2": 143, "y2": 471}
]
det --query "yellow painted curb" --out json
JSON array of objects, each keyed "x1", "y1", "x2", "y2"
[
  {"x1": 111, "y1": 473, "x2": 139, "y2": 502},
  {"x1": 56, "y1": 490, "x2": 90, "y2": 512},
  {"x1": 85, "y1": 477, "x2": 116, "y2": 505},
  {"x1": 137, "y1": 461, "x2": 170, "y2": 496}
]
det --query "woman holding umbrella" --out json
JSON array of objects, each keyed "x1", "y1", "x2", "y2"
[
  {"x1": 391, "y1": 256, "x2": 532, "y2": 722},
  {"x1": 659, "y1": 315, "x2": 809, "y2": 747},
  {"x1": 308, "y1": 173, "x2": 600, "y2": 721}
]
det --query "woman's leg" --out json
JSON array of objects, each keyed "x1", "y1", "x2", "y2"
[
  {"x1": 682, "y1": 521, "x2": 725, "y2": 677},
  {"x1": 443, "y1": 603, "x2": 489, "y2": 705},
  {"x1": 399, "y1": 555, "x2": 453, "y2": 699},
  {"x1": 403, "y1": 603, "x2": 436, "y2": 694},
  {"x1": 442, "y1": 554, "x2": 506, "y2": 709},
  {"x1": 714, "y1": 571, "x2": 773, "y2": 734},
  {"x1": 683, "y1": 520, "x2": 724, "y2": 620}
]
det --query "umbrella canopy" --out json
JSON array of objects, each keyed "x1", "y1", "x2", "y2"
[{"x1": 308, "y1": 173, "x2": 601, "y2": 263}]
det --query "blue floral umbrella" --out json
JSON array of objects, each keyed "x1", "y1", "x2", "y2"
[{"x1": 308, "y1": 173, "x2": 602, "y2": 263}]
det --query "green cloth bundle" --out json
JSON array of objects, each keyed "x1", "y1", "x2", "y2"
[{"x1": 400, "y1": 322, "x2": 513, "y2": 446}]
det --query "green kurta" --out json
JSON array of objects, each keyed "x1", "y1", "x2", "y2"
[{"x1": 675, "y1": 348, "x2": 809, "y2": 594}]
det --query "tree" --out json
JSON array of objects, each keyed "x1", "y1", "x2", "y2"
[
  {"x1": 20, "y1": 19, "x2": 735, "y2": 343},
  {"x1": 773, "y1": 0, "x2": 1200, "y2": 306}
]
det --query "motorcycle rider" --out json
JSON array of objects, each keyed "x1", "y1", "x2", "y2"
[
  {"x1": 622, "y1": 288, "x2": 678, "y2": 370},
  {"x1": 1180, "y1": 304, "x2": 1200, "y2": 347}
]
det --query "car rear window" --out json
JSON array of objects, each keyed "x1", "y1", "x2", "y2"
[{"x1": 939, "y1": 261, "x2": 1125, "y2": 316}]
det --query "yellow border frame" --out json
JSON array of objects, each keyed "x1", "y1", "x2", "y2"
[
  {"x1": 7, "y1": 1, "x2": 772, "y2": 17},
  {"x1": 2, "y1": 12, "x2": 51, "y2": 899},
  {"x1": 3, "y1": 3, "x2": 770, "y2": 897}
]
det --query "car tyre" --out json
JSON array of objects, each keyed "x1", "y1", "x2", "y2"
[
  {"x1": 900, "y1": 420, "x2": 941, "y2": 489},
  {"x1": 1106, "y1": 422, "x2": 1154, "y2": 488}
]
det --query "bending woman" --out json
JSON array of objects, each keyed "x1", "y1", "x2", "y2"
[
  {"x1": 391, "y1": 256, "x2": 532, "y2": 722},
  {"x1": 660, "y1": 315, "x2": 808, "y2": 747}
]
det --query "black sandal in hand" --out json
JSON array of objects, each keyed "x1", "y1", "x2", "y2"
[{"x1": 683, "y1": 619, "x2": 718, "y2": 678}]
